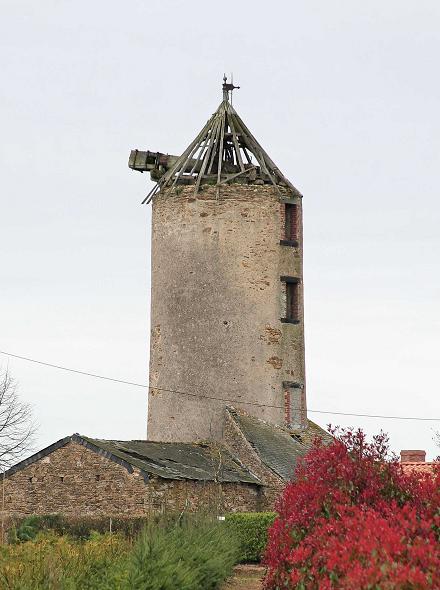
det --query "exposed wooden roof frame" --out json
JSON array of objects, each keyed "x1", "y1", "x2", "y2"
[{"x1": 140, "y1": 80, "x2": 302, "y2": 204}]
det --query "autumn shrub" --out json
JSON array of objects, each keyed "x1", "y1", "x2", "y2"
[{"x1": 264, "y1": 428, "x2": 440, "y2": 590}]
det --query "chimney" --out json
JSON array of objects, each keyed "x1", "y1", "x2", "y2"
[{"x1": 400, "y1": 450, "x2": 426, "y2": 463}]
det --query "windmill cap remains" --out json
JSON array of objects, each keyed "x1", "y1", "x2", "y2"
[{"x1": 129, "y1": 77, "x2": 302, "y2": 203}]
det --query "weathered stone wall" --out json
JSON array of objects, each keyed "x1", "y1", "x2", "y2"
[
  {"x1": 148, "y1": 183, "x2": 306, "y2": 443},
  {"x1": 3, "y1": 441, "x2": 265, "y2": 518}
]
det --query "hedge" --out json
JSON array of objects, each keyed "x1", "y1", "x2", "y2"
[{"x1": 225, "y1": 512, "x2": 276, "y2": 563}]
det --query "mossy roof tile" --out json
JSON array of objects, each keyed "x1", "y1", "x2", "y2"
[{"x1": 227, "y1": 409, "x2": 332, "y2": 481}]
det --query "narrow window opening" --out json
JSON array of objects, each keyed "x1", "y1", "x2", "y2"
[
  {"x1": 60, "y1": 476, "x2": 64, "y2": 483},
  {"x1": 286, "y1": 282, "x2": 299, "y2": 322},
  {"x1": 283, "y1": 381, "x2": 306, "y2": 429},
  {"x1": 285, "y1": 203, "x2": 298, "y2": 241},
  {"x1": 280, "y1": 276, "x2": 301, "y2": 323}
]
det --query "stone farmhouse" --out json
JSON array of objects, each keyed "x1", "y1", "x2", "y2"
[{"x1": 4, "y1": 79, "x2": 330, "y2": 519}]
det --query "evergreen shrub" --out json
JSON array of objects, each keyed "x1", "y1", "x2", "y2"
[{"x1": 127, "y1": 515, "x2": 239, "y2": 590}]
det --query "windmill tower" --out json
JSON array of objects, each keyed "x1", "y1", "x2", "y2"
[{"x1": 129, "y1": 78, "x2": 307, "y2": 443}]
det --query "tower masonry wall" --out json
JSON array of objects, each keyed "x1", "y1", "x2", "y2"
[{"x1": 148, "y1": 184, "x2": 306, "y2": 443}]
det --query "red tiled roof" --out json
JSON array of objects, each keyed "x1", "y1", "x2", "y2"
[{"x1": 401, "y1": 462, "x2": 438, "y2": 476}]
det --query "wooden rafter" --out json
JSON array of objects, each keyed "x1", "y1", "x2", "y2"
[{"x1": 139, "y1": 84, "x2": 302, "y2": 203}]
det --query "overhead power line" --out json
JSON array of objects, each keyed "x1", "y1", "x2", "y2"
[
  {"x1": 0, "y1": 350, "x2": 146, "y2": 388},
  {"x1": 1, "y1": 349, "x2": 439, "y2": 422}
]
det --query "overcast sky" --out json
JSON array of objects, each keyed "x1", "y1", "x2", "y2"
[{"x1": 1, "y1": 1, "x2": 439, "y2": 460}]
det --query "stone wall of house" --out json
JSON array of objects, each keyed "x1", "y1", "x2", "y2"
[
  {"x1": 148, "y1": 183, "x2": 306, "y2": 443},
  {"x1": 3, "y1": 441, "x2": 264, "y2": 519}
]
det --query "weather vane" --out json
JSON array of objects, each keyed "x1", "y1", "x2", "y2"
[{"x1": 222, "y1": 74, "x2": 240, "y2": 102}]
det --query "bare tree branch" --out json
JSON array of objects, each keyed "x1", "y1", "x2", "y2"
[{"x1": 0, "y1": 368, "x2": 37, "y2": 472}]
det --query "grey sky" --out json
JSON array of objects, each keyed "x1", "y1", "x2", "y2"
[{"x1": 1, "y1": 1, "x2": 439, "y2": 459}]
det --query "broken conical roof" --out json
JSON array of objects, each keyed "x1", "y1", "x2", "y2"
[{"x1": 140, "y1": 80, "x2": 302, "y2": 203}]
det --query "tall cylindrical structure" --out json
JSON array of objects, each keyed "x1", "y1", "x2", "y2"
[{"x1": 147, "y1": 183, "x2": 306, "y2": 442}]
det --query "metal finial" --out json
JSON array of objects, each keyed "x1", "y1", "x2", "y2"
[{"x1": 222, "y1": 74, "x2": 240, "y2": 102}]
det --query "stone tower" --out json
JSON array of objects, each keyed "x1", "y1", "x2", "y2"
[{"x1": 129, "y1": 79, "x2": 307, "y2": 443}]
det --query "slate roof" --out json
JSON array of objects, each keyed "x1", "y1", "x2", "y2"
[
  {"x1": 5, "y1": 434, "x2": 261, "y2": 485},
  {"x1": 290, "y1": 420, "x2": 334, "y2": 449},
  {"x1": 228, "y1": 408, "x2": 332, "y2": 481}
]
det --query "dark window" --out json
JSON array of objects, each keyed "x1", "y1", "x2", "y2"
[
  {"x1": 60, "y1": 476, "x2": 64, "y2": 482},
  {"x1": 280, "y1": 276, "x2": 301, "y2": 323},
  {"x1": 286, "y1": 281, "x2": 299, "y2": 322},
  {"x1": 95, "y1": 474, "x2": 101, "y2": 481},
  {"x1": 285, "y1": 203, "x2": 298, "y2": 241}
]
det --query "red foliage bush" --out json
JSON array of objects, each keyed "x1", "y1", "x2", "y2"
[{"x1": 264, "y1": 428, "x2": 440, "y2": 589}]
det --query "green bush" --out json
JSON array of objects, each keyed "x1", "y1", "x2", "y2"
[
  {"x1": 9, "y1": 515, "x2": 44, "y2": 543},
  {"x1": 225, "y1": 512, "x2": 276, "y2": 563},
  {"x1": 126, "y1": 515, "x2": 239, "y2": 590}
]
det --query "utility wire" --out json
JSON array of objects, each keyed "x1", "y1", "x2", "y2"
[
  {"x1": 1, "y1": 349, "x2": 439, "y2": 422},
  {"x1": 0, "y1": 350, "x2": 146, "y2": 388}
]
